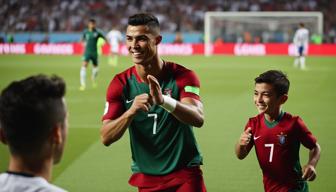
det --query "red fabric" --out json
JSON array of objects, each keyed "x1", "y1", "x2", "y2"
[
  {"x1": 165, "y1": 61, "x2": 201, "y2": 101},
  {"x1": 129, "y1": 167, "x2": 206, "y2": 192}
]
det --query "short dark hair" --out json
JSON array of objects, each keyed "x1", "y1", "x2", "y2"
[
  {"x1": 255, "y1": 70, "x2": 290, "y2": 97},
  {"x1": 89, "y1": 18, "x2": 96, "y2": 23},
  {"x1": 128, "y1": 13, "x2": 160, "y2": 34},
  {"x1": 0, "y1": 75, "x2": 66, "y2": 156}
]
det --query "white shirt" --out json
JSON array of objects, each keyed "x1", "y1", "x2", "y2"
[
  {"x1": 293, "y1": 27, "x2": 309, "y2": 47},
  {"x1": 107, "y1": 29, "x2": 123, "y2": 47},
  {"x1": 0, "y1": 172, "x2": 67, "y2": 192}
]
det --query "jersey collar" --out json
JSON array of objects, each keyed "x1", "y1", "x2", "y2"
[
  {"x1": 264, "y1": 110, "x2": 285, "y2": 128},
  {"x1": 6, "y1": 171, "x2": 35, "y2": 177}
]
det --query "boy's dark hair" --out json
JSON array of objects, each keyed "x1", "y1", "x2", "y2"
[
  {"x1": 128, "y1": 13, "x2": 160, "y2": 34},
  {"x1": 89, "y1": 18, "x2": 96, "y2": 23},
  {"x1": 255, "y1": 70, "x2": 290, "y2": 97},
  {"x1": 0, "y1": 74, "x2": 66, "y2": 156}
]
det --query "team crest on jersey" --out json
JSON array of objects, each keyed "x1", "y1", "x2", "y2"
[
  {"x1": 277, "y1": 132, "x2": 287, "y2": 145},
  {"x1": 163, "y1": 88, "x2": 172, "y2": 97}
]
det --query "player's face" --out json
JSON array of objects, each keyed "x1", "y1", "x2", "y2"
[
  {"x1": 254, "y1": 83, "x2": 286, "y2": 115},
  {"x1": 126, "y1": 25, "x2": 161, "y2": 65},
  {"x1": 88, "y1": 21, "x2": 95, "y2": 30}
]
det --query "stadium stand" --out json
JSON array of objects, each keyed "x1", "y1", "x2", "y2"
[{"x1": 1, "y1": 0, "x2": 335, "y2": 43}]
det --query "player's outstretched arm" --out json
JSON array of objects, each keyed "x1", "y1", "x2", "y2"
[
  {"x1": 302, "y1": 142, "x2": 321, "y2": 181},
  {"x1": 147, "y1": 75, "x2": 204, "y2": 127},
  {"x1": 100, "y1": 93, "x2": 152, "y2": 146},
  {"x1": 235, "y1": 127, "x2": 253, "y2": 159}
]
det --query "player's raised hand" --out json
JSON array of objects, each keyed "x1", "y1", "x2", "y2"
[
  {"x1": 147, "y1": 75, "x2": 164, "y2": 105},
  {"x1": 129, "y1": 93, "x2": 152, "y2": 114},
  {"x1": 239, "y1": 127, "x2": 252, "y2": 146},
  {"x1": 302, "y1": 164, "x2": 317, "y2": 181}
]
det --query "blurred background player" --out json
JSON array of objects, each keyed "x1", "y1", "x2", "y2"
[
  {"x1": 80, "y1": 18, "x2": 106, "y2": 91},
  {"x1": 293, "y1": 23, "x2": 309, "y2": 70},
  {"x1": 235, "y1": 70, "x2": 321, "y2": 192},
  {"x1": 106, "y1": 27, "x2": 123, "y2": 66},
  {"x1": 100, "y1": 13, "x2": 206, "y2": 191},
  {"x1": 0, "y1": 75, "x2": 68, "y2": 192}
]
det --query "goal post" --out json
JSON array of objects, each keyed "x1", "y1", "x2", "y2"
[{"x1": 204, "y1": 12, "x2": 323, "y2": 56}]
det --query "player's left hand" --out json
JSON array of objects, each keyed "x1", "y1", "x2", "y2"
[
  {"x1": 147, "y1": 75, "x2": 164, "y2": 105},
  {"x1": 302, "y1": 164, "x2": 316, "y2": 181}
]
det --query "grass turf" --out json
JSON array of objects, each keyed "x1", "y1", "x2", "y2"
[{"x1": 0, "y1": 55, "x2": 335, "y2": 191}]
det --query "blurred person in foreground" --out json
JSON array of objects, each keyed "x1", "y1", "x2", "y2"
[
  {"x1": 100, "y1": 13, "x2": 206, "y2": 192},
  {"x1": 0, "y1": 74, "x2": 68, "y2": 192},
  {"x1": 235, "y1": 70, "x2": 321, "y2": 192}
]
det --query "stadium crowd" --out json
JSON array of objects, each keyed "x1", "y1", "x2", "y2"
[{"x1": 1, "y1": 0, "x2": 336, "y2": 43}]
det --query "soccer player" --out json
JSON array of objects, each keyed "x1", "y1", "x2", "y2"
[
  {"x1": 293, "y1": 23, "x2": 309, "y2": 70},
  {"x1": 80, "y1": 18, "x2": 106, "y2": 90},
  {"x1": 0, "y1": 75, "x2": 68, "y2": 192},
  {"x1": 106, "y1": 27, "x2": 123, "y2": 66},
  {"x1": 235, "y1": 70, "x2": 321, "y2": 192},
  {"x1": 100, "y1": 13, "x2": 206, "y2": 192}
]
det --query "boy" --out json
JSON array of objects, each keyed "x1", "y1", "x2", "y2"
[{"x1": 235, "y1": 70, "x2": 321, "y2": 192}]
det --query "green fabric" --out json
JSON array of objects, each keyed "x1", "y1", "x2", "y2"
[
  {"x1": 82, "y1": 29, "x2": 104, "y2": 55},
  {"x1": 82, "y1": 53, "x2": 98, "y2": 66},
  {"x1": 184, "y1": 86, "x2": 200, "y2": 95},
  {"x1": 289, "y1": 141, "x2": 309, "y2": 192},
  {"x1": 124, "y1": 74, "x2": 202, "y2": 175}
]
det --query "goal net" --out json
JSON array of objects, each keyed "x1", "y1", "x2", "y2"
[{"x1": 204, "y1": 12, "x2": 323, "y2": 56}]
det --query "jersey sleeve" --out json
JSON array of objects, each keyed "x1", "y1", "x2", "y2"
[
  {"x1": 176, "y1": 69, "x2": 201, "y2": 101},
  {"x1": 295, "y1": 117, "x2": 317, "y2": 150},
  {"x1": 102, "y1": 76, "x2": 125, "y2": 121}
]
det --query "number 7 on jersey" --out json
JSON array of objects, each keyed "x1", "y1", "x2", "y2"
[
  {"x1": 148, "y1": 113, "x2": 158, "y2": 135},
  {"x1": 265, "y1": 144, "x2": 274, "y2": 162}
]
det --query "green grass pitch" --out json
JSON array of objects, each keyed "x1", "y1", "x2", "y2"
[{"x1": 0, "y1": 55, "x2": 335, "y2": 191}]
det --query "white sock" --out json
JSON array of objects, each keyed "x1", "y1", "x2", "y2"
[
  {"x1": 300, "y1": 56, "x2": 306, "y2": 69},
  {"x1": 80, "y1": 66, "x2": 86, "y2": 86},
  {"x1": 92, "y1": 67, "x2": 99, "y2": 81},
  {"x1": 294, "y1": 58, "x2": 299, "y2": 67}
]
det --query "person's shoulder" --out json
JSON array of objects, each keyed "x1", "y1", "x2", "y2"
[
  {"x1": 34, "y1": 177, "x2": 68, "y2": 192},
  {"x1": 0, "y1": 172, "x2": 7, "y2": 181},
  {"x1": 116, "y1": 66, "x2": 134, "y2": 77},
  {"x1": 165, "y1": 61, "x2": 194, "y2": 74},
  {"x1": 0, "y1": 173, "x2": 68, "y2": 192},
  {"x1": 111, "y1": 66, "x2": 136, "y2": 85},
  {"x1": 249, "y1": 113, "x2": 263, "y2": 122},
  {"x1": 44, "y1": 183, "x2": 68, "y2": 192},
  {"x1": 282, "y1": 112, "x2": 299, "y2": 121},
  {"x1": 96, "y1": 28, "x2": 105, "y2": 34}
]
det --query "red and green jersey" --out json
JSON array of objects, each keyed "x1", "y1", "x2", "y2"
[
  {"x1": 102, "y1": 61, "x2": 203, "y2": 175},
  {"x1": 245, "y1": 111, "x2": 317, "y2": 192},
  {"x1": 82, "y1": 28, "x2": 105, "y2": 55}
]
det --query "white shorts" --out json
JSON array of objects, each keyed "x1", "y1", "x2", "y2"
[{"x1": 110, "y1": 44, "x2": 119, "y2": 53}]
